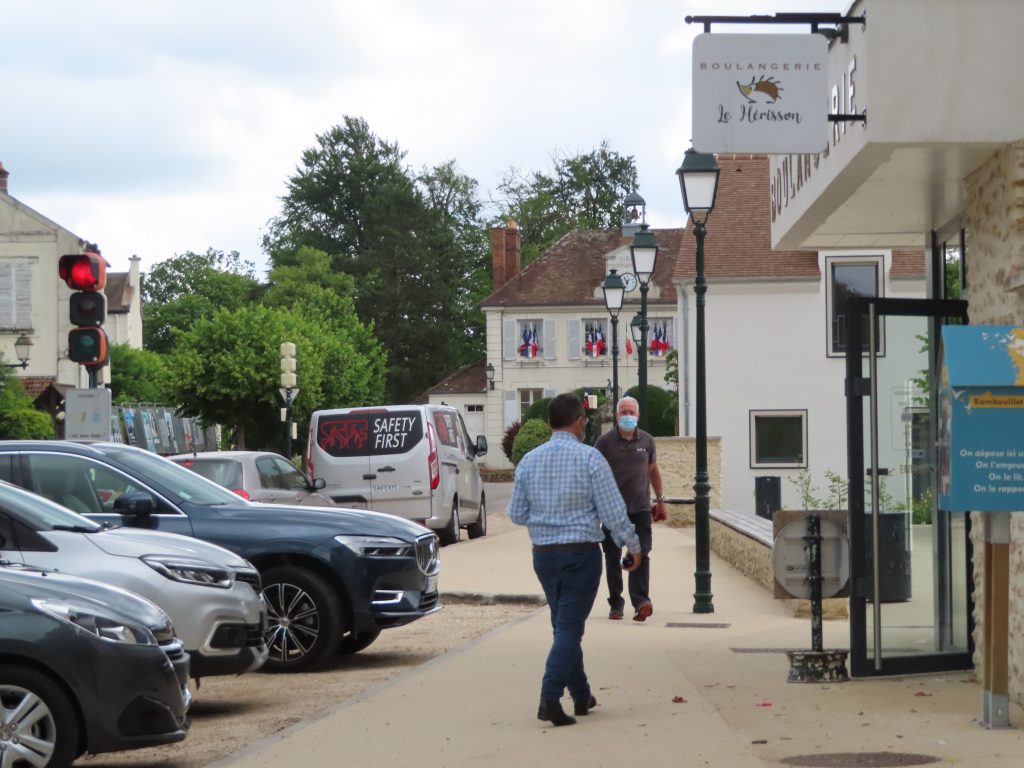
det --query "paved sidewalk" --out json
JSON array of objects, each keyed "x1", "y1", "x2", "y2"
[{"x1": 211, "y1": 515, "x2": 1024, "y2": 768}]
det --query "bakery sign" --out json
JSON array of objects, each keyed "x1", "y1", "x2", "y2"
[{"x1": 692, "y1": 33, "x2": 828, "y2": 154}]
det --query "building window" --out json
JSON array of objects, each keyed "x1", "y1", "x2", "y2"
[
  {"x1": 646, "y1": 317, "x2": 675, "y2": 359},
  {"x1": 825, "y1": 256, "x2": 883, "y2": 357},
  {"x1": 582, "y1": 318, "x2": 609, "y2": 358},
  {"x1": 0, "y1": 260, "x2": 33, "y2": 331},
  {"x1": 517, "y1": 320, "x2": 541, "y2": 359},
  {"x1": 519, "y1": 388, "x2": 543, "y2": 420},
  {"x1": 467, "y1": 404, "x2": 483, "y2": 413},
  {"x1": 749, "y1": 410, "x2": 807, "y2": 468}
]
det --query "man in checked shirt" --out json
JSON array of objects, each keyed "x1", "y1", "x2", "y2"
[{"x1": 508, "y1": 393, "x2": 642, "y2": 727}]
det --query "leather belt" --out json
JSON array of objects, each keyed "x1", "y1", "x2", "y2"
[{"x1": 532, "y1": 542, "x2": 599, "y2": 552}]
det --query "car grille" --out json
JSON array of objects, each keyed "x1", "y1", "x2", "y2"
[
  {"x1": 419, "y1": 589, "x2": 439, "y2": 611},
  {"x1": 235, "y1": 569, "x2": 262, "y2": 591},
  {"x1": 415, "y1": 534, "x2": 440, "y2": 575},
  {"x1": 210, "y1": 622, "x2": 265, "y2": 649}
]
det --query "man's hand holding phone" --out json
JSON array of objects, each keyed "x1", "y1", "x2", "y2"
[{"x1": 621, "y1": 552, "x2": 643, "y2": 572}]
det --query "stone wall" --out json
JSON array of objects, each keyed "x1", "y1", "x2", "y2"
[
  {"x1": 964, "y1": 139, "x2": 1024, "y2": 705},
  {"x1": 653, "y1": 436, "x2": 722, "y2": 527}
]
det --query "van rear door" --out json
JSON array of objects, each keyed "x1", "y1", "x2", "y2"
[{"x1": 313, "y1": 408, "x2": 426, "y2": 514}]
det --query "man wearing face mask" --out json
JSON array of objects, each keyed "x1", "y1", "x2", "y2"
[
  {"x1": 509, "y1": 392, "x2": 642, "y2": 726},
  {"x1": 595, "y1": 395, "x2": 667, "y2": 622}
]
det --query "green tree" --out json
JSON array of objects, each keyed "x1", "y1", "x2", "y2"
[
  {"x1": 265, "y1": 117, "x2": 488, "y2": 402},
  {"x1": 623, "y1": 384, "x2": 676, "y2": 437},
  {"x1": 494, "y1": 141, "x2": 639, "y2": 265},
  {"x1": 511, "y1": 418, "x2": 552, "y2": 465},
  {"x1": 109, "y1": 344, "x2": 172, "y2": 404},
  {"x1": 142, "y1": 249, "x2": 261, "y2": 354},
  {"x1": 0, "y1": 370, "x2": 54, "y2": 439}
]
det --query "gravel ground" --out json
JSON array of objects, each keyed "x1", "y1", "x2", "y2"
[{"x1": 79, "y1": 500, "x2": 534, "y2": 768}]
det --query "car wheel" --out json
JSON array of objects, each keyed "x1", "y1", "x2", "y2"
[
  {"x1": 440, "y1": 498, "x2": 461, "y2": 546},
  {"x1": 0, "y1": 664, "x2": 79, "y2": 768},
  {"x1": 337, "y1": 628, "x2": 382, "y2": 655},
  {"x1": 261, "y1": 567, "x2": 344, "y2": 673},
  {"x1": 466, "y1": 494, "x2": 487, "y2": 539}
]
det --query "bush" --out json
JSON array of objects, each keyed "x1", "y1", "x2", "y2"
[
  {"x1": 523, "y1": 398, "x2": 551, "y2": 422},
  {"x1": 501, "y1": 420, "x2": 522, "y2": 462},
  {"x1": 511, "y1": 418, "x2": 552, "y2": 465}
]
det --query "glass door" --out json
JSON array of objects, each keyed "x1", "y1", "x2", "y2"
[{"x1": 845, "y1": 296, "x2": 973, "y2": 677}]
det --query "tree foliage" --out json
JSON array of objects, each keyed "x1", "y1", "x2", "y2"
[
  {"x1": 264, "y1": 117, "x2": 488, "y2": 403},
  {"x1": 109, "y1": 344, "x2": 172, "y2": 404},
  {"x1": 0, "y1": 371, "x2": 54, "y2": 439},
  {"x1": 623, "y1": 384, "x2": 676, "y2": 437},
  {"x1": 142, "y1": 249, "x2": 261, "y2": 354},
  {"x1": 494, "y1": 141, "x2": 639, "y2": 265}
]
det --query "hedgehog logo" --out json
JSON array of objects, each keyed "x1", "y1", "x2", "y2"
[{"x1": 737, "y1": 76, "x2": 783, "y2": 104}]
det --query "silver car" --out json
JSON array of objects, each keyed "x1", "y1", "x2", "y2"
[
  {"x1": 169, "y1": 450, "x2": 335, "y2": 507},
  {"x1": 0, "y1": 480, "x2": 268, "y2": 679}
]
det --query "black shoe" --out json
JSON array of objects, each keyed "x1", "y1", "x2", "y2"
[
  {"x1": 537, "y1": 700, "x2": 576, "y2": 726},
  {"x1": 573, "y1": 695, "x2": 598, "y2": 715}
]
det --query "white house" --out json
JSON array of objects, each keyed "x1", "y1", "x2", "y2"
[
  {"x1": 0, "y1": 161, "x2": 143, "y2": 425},
  {"x1": 476, "y1": 222, "x2": 683, "y2": 469}
]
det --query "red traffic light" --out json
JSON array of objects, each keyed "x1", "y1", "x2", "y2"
[
  {"x1": 59, "y1": 252, "x2": 106, "y2": 290},
  {"x1": 68, "y1": 327, "x2": 109, "y2": 366}
]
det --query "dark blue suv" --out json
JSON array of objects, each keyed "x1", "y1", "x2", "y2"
[{"x1": 0, "y1": 441, "x2": 441, "y2": 673}]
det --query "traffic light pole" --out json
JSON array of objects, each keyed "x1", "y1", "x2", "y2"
[{"x1": 88, "y1": 368, "x2": 98, "y2": 389}]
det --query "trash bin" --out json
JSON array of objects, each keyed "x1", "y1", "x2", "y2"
[{"x1": 755, "y1": 476, "x2": 781, "y2": 519}]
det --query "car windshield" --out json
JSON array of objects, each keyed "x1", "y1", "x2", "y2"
[
  {"x1": 99, "y1": 447, "x2": 247, "y2": 506},
  {"x1": 0, "y1": 481, "x2": 104, "y2": 532}
]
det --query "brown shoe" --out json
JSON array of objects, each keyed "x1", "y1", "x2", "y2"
[
  {"x1": 609, "y1": 609, "x2": 624, "y2": 620},
  {"x1": 633, "y1": 602, "x2": 653, "y2": 622}
]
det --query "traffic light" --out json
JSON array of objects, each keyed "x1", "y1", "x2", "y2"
[{"x1": 59, "y1": 251, "x2": 109, "y2": 366}]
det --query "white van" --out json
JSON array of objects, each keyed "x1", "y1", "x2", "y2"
[{"x1": 307, "y1": 404, "x2": 488, "y2": 545}]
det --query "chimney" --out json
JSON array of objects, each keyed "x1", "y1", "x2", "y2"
[
  {"x1": 129, "y1": 255, "x2": 142, "y2": 302},
  {"x1": 490, "y1": 220, "x2": 521, "y2": 291},
  {"x1": 0, "y1": 162, "x2": 8, "y2": 194}
]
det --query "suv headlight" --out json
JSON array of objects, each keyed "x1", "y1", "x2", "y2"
[
  {"x1": 142, "y1": 555, "x2": 235, "y2": 589},
  {"x1": 334, "y1": 535, "x2": 413, "y2": 557},
  {"x1": 32, "y1": 598, "x2": 157, "y2": 645}
]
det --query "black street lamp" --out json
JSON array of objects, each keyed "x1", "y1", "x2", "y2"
[
  {"x1": 677, "y1": 147, "x2": 720, "y2": 615},
  {"x1": 629, "y1": 224, "x2": 659, "y2": 431},
  {"x1": 485, "y1": 362, "x2": 495, "y2": 390},
  {"x1": 2, "y1": 334, "x2": 33, "y2": 369},
  {"x1": 602, "y1": 269, "x2": 625, "y2": 405}
]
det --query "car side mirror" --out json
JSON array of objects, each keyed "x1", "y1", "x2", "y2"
[
  {"x1": 310, "y1": 477, "x2": 326, "y2": 491},
  {"x1": 113, "y1": 491, "x2": 157, "y2": 528},
  {"x1": 475, "y1": 435, "x2": 488, "y2": 457}
]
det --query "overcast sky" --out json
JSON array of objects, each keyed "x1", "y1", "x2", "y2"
[{"x1": 2, "y1": 0, "x2": 846, "y2": 276}]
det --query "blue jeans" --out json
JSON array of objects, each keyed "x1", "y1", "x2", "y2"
[{"x1": 532, "y1": 546, "x2": 602, "y2": 703}]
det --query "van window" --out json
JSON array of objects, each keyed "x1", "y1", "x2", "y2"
[
  {"x1": 316, "y1": 410, "x2": 424, "y2": 457},
  {"x1": 432, "y1": 411, "x2": 461, "y2": 449}
]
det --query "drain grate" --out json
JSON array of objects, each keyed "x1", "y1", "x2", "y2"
[
  {"x1": 780, "y1": 753, "x2": 941, "y2": 767},
  {"x1": 665, "y1": 622, "x2": 731, "y2": 629},
  {"x1": 730, "y1": 647, "x2": 790, "y2": 653}
]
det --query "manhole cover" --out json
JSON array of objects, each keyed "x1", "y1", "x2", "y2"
[{"x1": 780, "y1": 753, "x2": 941, "y2": 767}]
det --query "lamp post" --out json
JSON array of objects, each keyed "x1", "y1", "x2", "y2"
[
  {"x1": 485, "y1": 362, "x2": 495, "y2": 390},
  {"x1": 2, "y1": 334, "x2": 33, "y2": 369},
  {"x1": 677, "y1": 148, "x2": 721, "y2": 614},
  {"x1": 602, "y1": 269, "x2": 625, "y2": 405},
  {"x1": 629, "y1": 225, "x2": 659, "y2": 431}
]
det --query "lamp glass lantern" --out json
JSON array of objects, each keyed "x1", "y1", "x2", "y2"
[
  {"x1": 629, "y1": 313, "x2": 644, "y2": 346},
  {"x1": 485, "y1": 362, "x2": 495, "y2": 390},
  {"x1": 629, "y1": 224, "x2": 659, "y2": 285},
  {"x1": 14, "y1": 334, "x2": 32, "y2": 364},
  {"x1": 602, "y1": 269, "x2": 625, "y2": 317},
  {"x1": 676, "y1": 148, "x2": 721, "y2": 222}
]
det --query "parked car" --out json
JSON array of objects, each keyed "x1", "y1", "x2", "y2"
[
  {"x1": 0, "y1": 441, "x2": 441, "y2": 672},
  {"x1": 0, "y1": 478, "x2": 267, "y2": 679},
  {"x1": 169, "y1": 450, "x2": 335, "y2": 506},
  {"x1": 307, "y1": 404, "x2": 488, "y2": 544},
  {"x1": 0, "y1": 564, "x2": 191, "y2": 767}
]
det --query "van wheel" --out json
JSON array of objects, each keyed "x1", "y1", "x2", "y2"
[
  {"x1": 467, "y1": 494, "x2": 487, "y2": 539},
  {"x1": 337, "y1": 628, "x2": 382, "y2": 655},
  {"x1": 261, "y1": 567, "x2": 344, "y2": 672},
  {"x1": 440, "y1": 498, "x2": 461, "y2": 546},
  {"x1": 0, "y1": 665, "x2": 80, "y2": 768}
]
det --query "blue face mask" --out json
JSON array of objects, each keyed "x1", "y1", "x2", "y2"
[{"x1": 618, "y1": 415, "x2": 638, "y2": 431}]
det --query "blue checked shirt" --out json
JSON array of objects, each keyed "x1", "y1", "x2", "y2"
[{"x1": 508, "y1": 432, "x2": 641, "y2": 552}]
